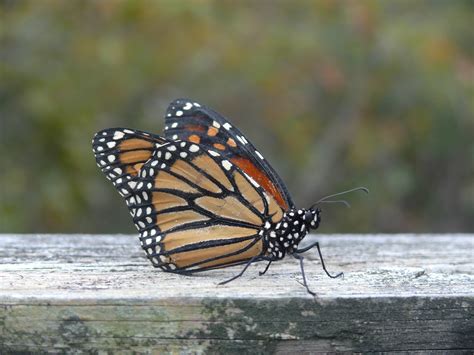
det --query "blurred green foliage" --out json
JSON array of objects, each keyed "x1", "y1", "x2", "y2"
[{"x1": 1, "y1": 0, "x2": 473, "y2": 234}]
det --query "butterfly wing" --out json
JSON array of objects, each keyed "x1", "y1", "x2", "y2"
[
  {"x1": 92, "y1": 128, "x2": 166, "y2": 197},
  {"x1": 93, "y1": 128, "x2": 284, "y2": 272},
  {"x1": 163, "y1": 99, "x2": 294, "y2": 211}
]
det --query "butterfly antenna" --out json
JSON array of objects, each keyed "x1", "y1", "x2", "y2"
[
  {"x1": 311, "y1": 187, "x2": 369, "y2": 209},
  {"x1": 318, "y1": 200, "x2": 351, "y2": 208}
]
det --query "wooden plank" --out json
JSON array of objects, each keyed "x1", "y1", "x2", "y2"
[{"x1": 0, "y1": 234, "x2": 473, "y2": 353}]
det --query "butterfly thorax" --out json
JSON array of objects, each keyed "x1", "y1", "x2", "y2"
[{"x1": 263, "y1": 208, "x2": 321, "y2": 260}]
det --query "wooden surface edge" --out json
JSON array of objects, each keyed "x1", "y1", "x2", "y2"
[{"x1": 1, "y1": 234, "x2": 473, "y2": 353}]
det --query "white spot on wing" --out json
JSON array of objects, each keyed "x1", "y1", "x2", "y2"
[
  {"x1": 223, "y1": 123, "x2": 232, "y2": 130},
  {"x1": 113, "y1": 131, "x2": 124, "y2": 140},
  {"x1": 255, "y1": 150, "x2": 264, "y2": 160},
  {"x1": 244, "y1": 173, "x2": 260, "y2": 188},
  {"x1": 176, "y1": 110, "x2": 183, "y2": 117},
  {"x1": 221, "y1": 160, "x2": 232, "y2": 171}
]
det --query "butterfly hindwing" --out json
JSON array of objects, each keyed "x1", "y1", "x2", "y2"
[
  {"x1": 95, "y1": 131, "x2": 285, "y2": 272},
  {"x1": 163, "y1": 99, "x2": 294, "y2": 210}
]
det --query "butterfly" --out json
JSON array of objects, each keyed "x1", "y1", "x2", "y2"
[{"x1": 92, "y1": 99, "x2": 367, "y2": 294}]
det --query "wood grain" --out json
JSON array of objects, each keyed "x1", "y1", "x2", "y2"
[{"x1": 0, "y1": 234, "x2": 473, "y2": 353}]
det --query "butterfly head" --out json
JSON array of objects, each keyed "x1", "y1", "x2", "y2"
[{"x1": 304, "y1": 207, "x2": 321, "y2": 231}]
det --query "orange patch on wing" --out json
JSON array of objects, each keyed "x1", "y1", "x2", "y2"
[
  {"x1": 207, "y1": 126, "x2": 219, "y2": 137},
  {"x1": 119, "y1": 138, "x2": 154, "y2": 150},
  {"x1": 151, "y1": 191, "x2": 188, "y2": 212},
  {"x1": 156, "y1": 210, "x2": 208, "y2": 232},
  {"x1": 188, "y1": 135, "x2": 201, "y2": 144},
  {"x1": 163, "y1": 225, "x2": 258, "y2": 251},
  {"x1": 133, "y1": 163, "x2": 145, "y2": 172},
  {"x1": 227, "y1": 138, "x2": 237, "y2": 147},
  {"x1": 126, "y1": 166, "x2": 136, "y2": 175},
  {"x1": 184, "y1": 124, "x2": 206, "y2": 132},
  {"x1": 234, "y1": 171, "x2": 265, "y2": 214},
  {"x1": 171, "y1": 238, "x2": 263, "y2": 269},
  {"x1": 197, "y1": 239, "x2": 263, "y2": 269},
  {"x1": 266, "y1": 193, "x2": 283, "y2": 223},
  {"x1": 230, "y1": 157, "x2": 289, "y2": 210},
  {"x1": 192, "y1": 155, "x2": 234, "y2": 191},
  {"x1": 119, "y1": 150, "x2": 153, "y2": 176},
  {"x1": 195, "y1": 195, "x2": 262, "y2": 226},
  {"x1": 120, "y1": 150, "x2": 152, "y2": 164},
  {"x1": 171, "y1": 160, "x2": 221, "y2": 193},
  {"x1": 155, "y1": 171, "x2": 199, "y2": 194},
  {"x1": 213, "y1": 143, "x2": 226, "y2": 151}
]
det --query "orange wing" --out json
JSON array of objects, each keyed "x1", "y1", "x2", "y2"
[{"x1": 93, "y1": 129, "x2": 285, "y2": 272}]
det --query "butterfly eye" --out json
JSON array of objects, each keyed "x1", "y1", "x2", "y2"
[{"x1": 304, "y1": 210, "x2": 313, "y2": 222}]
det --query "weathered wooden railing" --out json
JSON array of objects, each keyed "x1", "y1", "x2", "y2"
[{"x1": 0, "y1": 234, "x2": 473, "y2": 353}]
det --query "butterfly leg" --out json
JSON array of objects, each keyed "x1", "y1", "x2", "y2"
[
  {"x1": 295, "y1": 242, "x2": 343, "y2": 279},
  {"x1": 218, "y1": 256, "x2": 270, "y2": 286},
  {"x1": 292, "y1": 253, "x2": 316, "y2": 296},
  {"x1": 259, "y1": 260, "x2": 272, "y2": 276}
]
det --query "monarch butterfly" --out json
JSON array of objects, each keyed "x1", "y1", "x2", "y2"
[{"x1": 92, "y1": 99, "x2": 367, "y2": 294}]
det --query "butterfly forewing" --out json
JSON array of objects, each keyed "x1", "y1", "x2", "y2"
[
  {"x1": 94, "y1": 128, "x2": 285, "y2": 272},
  {"x1": 163, "y1": 99, "x2": 294, "y2": 211}
]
